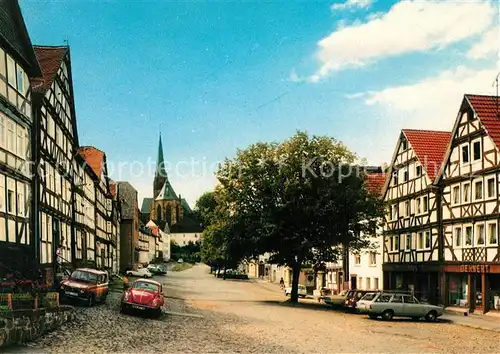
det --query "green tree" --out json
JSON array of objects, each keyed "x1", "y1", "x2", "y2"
[{"x1": 217, "y1": 131, "x2": 384, "y2": 303}]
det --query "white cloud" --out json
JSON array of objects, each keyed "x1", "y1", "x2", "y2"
[
  {"x1": 352, "y1": 65, "x2": 498, "y2": 131},
  {"x1": 467, "y1": 25, "x2": 500, "y2": 60},
  {"x1": 331, "y1": 0, "x2": 373, "y2": 11},
  {"x1": 312, "y1": 0, "x2": 495, "y2": 80}
]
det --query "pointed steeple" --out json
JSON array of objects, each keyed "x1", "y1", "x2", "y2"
[
  {"x1": 155, "y1": 132, "x2": 167, "y2": 178},
  {"x1": 153, "y1": 132, "x2": 167, "y2": 199}
]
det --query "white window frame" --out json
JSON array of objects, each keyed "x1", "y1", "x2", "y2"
[
  {"x1": 0, "y1": 175, "x2": 4, "y2": 212},
  {"x1": 472, "y1": 139, "x2": 481, "y2": 161},
  {"x1": 454, "y1": 226, "x2": 462, "y2": 248},
  {"x1": 474, "y1": 180, "x2": 483, "y2": 201},
  {"x1": 452, "y1": 185, "x2": 460, "y2": 205},
  {"x1": 422, "y1": 196, "x2": 428, "y2": 213},
  {"x1": 461, "y1": 143, "x2": 470, "y2": 164},
  {"x1": 476, "y1": 223, "x2": 485, "y2": 246},
  {"x1": 486, "y1": 177, "x2": 495, "y2": 199},
  {"x1": 465, "y1": 225, "x2": 473, "y2": 247},
  {"x1": 405, "y1": 233, "x2": 412, "y2": 250},
  {"x1": 463, "y1": 182, "x2": 470, "y2": 203},
  {"x1": 424, "y1": 231, "x2": 431, "y2": 250},
  {"x1": 488, "y1": 222, "x2": 498, "y2": 245},
  {"x1": 417, "y1": 232, "x2": 424, "y2": 250},
  {"x1": 0, "y1": 113, "x2": 5, "y2": 148}
]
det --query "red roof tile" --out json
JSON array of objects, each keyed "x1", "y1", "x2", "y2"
[
  {"x1": 366, "y1": 172, "x2": 386, "y2": 197},
  {"x1": 402, "y1": 129, "x2": 452, "y2": 182},
  {"x1": 465, "y1": 94, "x2": 500, "y2": 149},
  {"x1": 78, "y1": 146, "x2": 105, "y2": 178},
  {"x1": 32, "y1": 46, "x2": 67, "y2": 93}
]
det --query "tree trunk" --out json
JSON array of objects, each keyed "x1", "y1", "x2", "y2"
[{"x1": 290, "y1": 259, "x2": 302, "y2": 303}]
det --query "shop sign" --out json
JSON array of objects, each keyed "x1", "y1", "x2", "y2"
[{"x1": 458, "y1": 264, "x2": 491, "y2": 273}]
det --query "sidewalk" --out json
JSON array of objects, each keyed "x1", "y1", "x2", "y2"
[{"x1": 442, "y1": 310, "x2": 500, "y2": 332}]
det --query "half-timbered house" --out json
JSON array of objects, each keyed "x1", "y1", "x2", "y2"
[
  {"x1": 437, "y1": 94, "x2": 500, "y2": 313},
  {"x1": 0, "y1": 0, "x2": 42, "y2": 279},
  {"x1": 78, "y1": 146, "x2": 117, "y2": 272},
  {"x1": 31, "y1": 46, "x2": 78, "y2": 278},
  {"x1": 382, "y1": 129, "x2": 451, "y2": 303}
]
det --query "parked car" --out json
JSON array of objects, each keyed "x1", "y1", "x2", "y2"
[
  {"x1": 177, "y1": 259, "x2": 184, "y2": 263},
  {"x1": 344, "y1": 290, "x2": 371, "y2": 311},
  {"x1": 120, "y1": 278, "x2": 164, "y2": 317},
  {"x1": 356, "y1": 292, "x2": 444, "y2": 321},
  {"x1": 323, "y1": 289, "x2": 351, "y2": 306},
  {"x1": 147, "y1": 264, "x2": 166, "y2": 275},
  {"x1": 284, "y1": 284, "x2": 307, "y2": 297},
  {"x1": 126, "y1": 268, "x2": 153, "y2": 278},
  {"x1": 60, "y1": 268, "x2": 109, "y2": 306}
]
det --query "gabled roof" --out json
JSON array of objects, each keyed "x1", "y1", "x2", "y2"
[
  {"x1": 32, "y1": 46, "x2": 67, "y2": 93},
  {"x1": 435, "y1": 94, "x2": 500, "y2": 182},
  {"x1": 365, "y1": 172, "x2": 386, "y2": 197},
  {"x1": 155, "y1": 180, "x2": 178, "y2": 201},
  {"x1": 169, "y1": 214, "x2": 203, "y2": 234},
  {"x1": 141, "y1": 197, "x2": 153, "y2": 214},
  {"x1": 466, "y1": 94, "x2": 500, "y2": 148},
  {"x1": 0, "y1": 0, "x2": 41, "y2": 77},
  {"x1": 78, "y1": 146, "x2": 105, "y2": 178},
  {"x1": 402, "y1": 129, "x2": 452, "y2": 181}
]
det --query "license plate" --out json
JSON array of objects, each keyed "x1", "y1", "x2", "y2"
[
  {"x1": 132, "y1": 305, "x2": 145, "y2": 310},
  {"x1": 66, "y1": 291, "x2": 78, "y2": 297}
]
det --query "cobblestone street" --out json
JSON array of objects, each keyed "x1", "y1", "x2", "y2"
[{"x1": 13, "y1": 265, "x2": 500, "y2": 353}]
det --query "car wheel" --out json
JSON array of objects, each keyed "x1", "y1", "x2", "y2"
[
  {"x1": 425, "y1": 311, "x2": 438, "y2": 322},
  {"x1": 368, "y1": 314, "x2": 378, "y2": 319},
  {"x1": 126, "y1": 271, "x2": 132, "y2": 276},
  {"x1": 87, "y1": 294, "x2": 95, "y2": 307},
  {"x1": 381, "y1": 310, "x2": 394, "y2": 321}
]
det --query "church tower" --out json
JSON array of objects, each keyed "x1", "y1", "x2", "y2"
[
  {"x1": 150, "y1": 133, "x2": 183, "y2": 228},
  {"x1": 153, "y1": 133, "x2": 167, "y2": 199}
]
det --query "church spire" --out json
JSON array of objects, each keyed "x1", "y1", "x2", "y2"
[
  {"x1": 153, "y1": 132, "x2": 167, "y2": 199},
  {"x1": 155, "y1": 132, "x2": 167, "y2": 178}
]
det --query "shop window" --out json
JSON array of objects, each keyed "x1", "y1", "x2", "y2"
[{"x1": 448, "y1": 274, "x2": 468, "y2": 307}]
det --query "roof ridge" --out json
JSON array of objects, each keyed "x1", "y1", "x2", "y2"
[
  {"x1": 33, "y1": 45, "x2": 68, "y2": 49},
  {"x1": 403, "y1": 128, "x2": 451, "y2": 134},
  {"x1": 465, "y1": 93, "x2": 498, "y2": 98}
]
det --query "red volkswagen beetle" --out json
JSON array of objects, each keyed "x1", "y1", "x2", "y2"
[{"x1": 120, "y1": 278, "x2": 164, "y2": 317}]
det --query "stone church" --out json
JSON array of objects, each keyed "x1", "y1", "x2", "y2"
[{"x1": 140, "y1": 135, "x2": 203, "y2": 239}]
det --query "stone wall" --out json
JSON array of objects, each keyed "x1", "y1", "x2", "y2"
[{"x1": 0, "y1": 306, "x2": 75, "y2": 348}]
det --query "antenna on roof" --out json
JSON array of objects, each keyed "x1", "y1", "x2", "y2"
[
  {"x1": 494, "y1": 72, "x2": 500, "y2": 118},
  {"x1": 63, "y1": 39, "x2": 69, "y2": 47}
]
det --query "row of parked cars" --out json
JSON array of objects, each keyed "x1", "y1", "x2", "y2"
[
  {"x1": 319, "y1": 289, "x2": 444, "y2": 321},
  {"x1": 59, "y1": 266, "x2": 167, "y2": 318},
  {"x1": 125, "y1": 264, "x2": 168, "y2": 278}
]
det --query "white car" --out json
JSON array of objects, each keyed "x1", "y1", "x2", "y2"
[
  {"x1": 177, "y1": 259, "x2": 184, "y2": 263},
  {"x1": 284, "y1": 284, "x2": 307, "y2": 298},
  {"x1": 126, "y1": 268, "x2": 153, "y2": 278}
]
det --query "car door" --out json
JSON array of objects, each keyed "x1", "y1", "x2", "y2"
[
  {"x1": 389, "y1": 294, "x2": 404, "y2": 316},
  {"x1": 403, "y1": 295, "x2": 422, "y2": 317}
]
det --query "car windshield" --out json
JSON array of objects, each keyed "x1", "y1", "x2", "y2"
[
  {"x1": 70, "y1": 270, "x2": 98, "y2": 283},
  {"x1": 360, "y1": 293, "x2": 377, "y2": 301},
  {"x1": 133, "y1": 282, "x2": 159, "y2": 292}
]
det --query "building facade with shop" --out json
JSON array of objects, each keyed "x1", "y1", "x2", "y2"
[
  {"x1": 437, "y1": 94, "x2": 500, "y2": 314},
  {"x1": 0, "y1": 0, "x2": 42, "y2": 279},
  {"x1": 382, "y1": 129, "x2": 452, "y2": 304}
]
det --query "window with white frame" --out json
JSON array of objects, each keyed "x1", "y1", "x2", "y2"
[
  {"x1": 374, "y1": 277, "x2": 379, "y2": 290},
  {"x1": 369, "y1": 252, "x2": 377, "y2": 265},
  {"x1": 0, "y1": 114, "x2": 4, "y2": 148},
  {"x1": 424, "y1": 231, "x2": 431, "y2": 249},
  {"x1": 476, "y1": 224, "x2": 485, "y2": 245},
  {"x1": 366, "y1": 277, "x2": 371, "y2": 289},
  {"x1": 405, "y1": 201, "x2": 410, "y2": 217},
  {"x1": 488, "y1": 223, "x2": 498, "y2": 245},
  {"x1": 422, "y1": 196, "x2": 428, "y2": 213},
  {"x1": 7, "y1": 179, "x2": 14, "y2": 214},
  {"x1": 416, "y1": 165, "x2": 422, "y2": 177},
  {"x1": 463, "y1": 183, "x2": 470, "y2": 203},
  {"x1": 452, "y1": 186, "x2": 460, "y2": 204},
  {"x1": 395, "y1": 235, "x2": 400, "y2": 251},
  {"x1": 475, "y1": 181, "x2": 483, "y2": 201},
  {"x1": 354, "y1": 254, "x2": 361, "y2": 265},
  {"x1": 0, "y1": 176, "x2": 4, "y2": 212},
  {"x1": 405, "y1": 234, "x2": 412, "y2": 250},
  {"x1": 17, "y1": 183, "x2": 24, "y2": 216},
  {"x1": 392, "y1": 204, "x2": 397, "y2": 220},
  {"x1": 417, "y1": 232, "x2": 424, "y2": 249},
  {"x1": 455, "y1": 227, "x2": 462, "y2": 247},
  {"x1": 473, "y1": 140, "x2": 481, "y2": 161},
  {"x1": 416, "y1": 198, "x2": 421, "y2": 214},
  {"x1": 487, "y1": 178, "x2": 495, "y2": 199},
  {"x1": 465, "y1": 226, "x2": 473, "y2": 246},
  {"x1": 7, "y1": 121, "x2": 14, "y2": 152},
  {"x1": 403, "y1": 169, "x2": 408, "y2": 182},
  {"x1": 462, "y1": 145, "x2": 469, "y2": 164}
]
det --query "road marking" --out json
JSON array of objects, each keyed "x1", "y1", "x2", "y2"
[{"x1": 163, "y1": 310, "x2": 204, "y2": 319}]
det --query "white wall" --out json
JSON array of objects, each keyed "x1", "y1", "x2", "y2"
[{"x1": 171, "y1": 232, "x2": 202, "y2": 246}]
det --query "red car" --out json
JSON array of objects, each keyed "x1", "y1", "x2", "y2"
[{"x1": 120, "y1": 278, "x2": 164, "y2": 317}]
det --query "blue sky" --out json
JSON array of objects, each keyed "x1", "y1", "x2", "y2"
[{"x1": 20, "y1": 0, "x2": 498, "y2": 206}]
